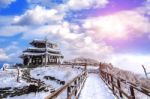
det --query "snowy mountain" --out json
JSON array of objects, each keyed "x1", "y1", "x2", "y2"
[{"x1": 64, "y1": 57, "x2": 99, "y2": 66}]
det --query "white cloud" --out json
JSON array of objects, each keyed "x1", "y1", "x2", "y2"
[
  {"x1": 0, "y1": 48, "x2": 9, "y2": 61},
  {"x1": 0, "y1": 42, "x2": 22, "y2": 63},
  {"x1": 19, "y1": 20, "x2": 113, "y2": 60},
  {"x1": 0, "y1": 16, "x2": 27, "y2": 37},
  {"x1": 67, "y1": 36, "x2": 113, "y2": 60},
  {"x1": 27, "y1": 0, "x2": 109, "y2": 11},
  {"x1": 0, "y1": 16, "x2": 14, "y2": 25},
  {"x1": 61, "y1": 38, "x2": 113, "y2": 60},
  {"x1": 13, "y1": 6, "x2": 64, "y2": 25},
  {"x1": 67, "y1": 0, "x2": 109, "y2": 10},
  {"x1": 0, "y1": 25, "x2": 27, "y2": 36},
  {"x1": 27, "y1": 0, "x2": 61, "y2": 7},
  {"x1": 22, "y1": 21, "x2": 82, "y2": 40},
  {"x1": 7, "y1": 49, "x2": 22, "y2": 63},
  {"x1": 1, "y1": 0, "x2": 150, "y2": 67},
  {"x1": 0, "y1": 0, "x2": 16, "y2": 8},
  {"x1": 83, "y1": 10, "x2": 150, "y2": 40}
]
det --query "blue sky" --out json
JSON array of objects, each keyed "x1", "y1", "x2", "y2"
[{"x1": 0, "y1": 0, "x2": 150, "y2": 73}]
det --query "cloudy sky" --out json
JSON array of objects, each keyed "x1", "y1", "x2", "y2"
[{"x1": 0, "y1": 0, "x2": 150, "y2": 74}]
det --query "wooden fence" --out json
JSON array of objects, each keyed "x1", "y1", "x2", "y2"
[
  {"x1": 100, "y1": 70, "x2": 150, "y2": 99},
  {"x1": 61, "y1": 63, "x2": 87, "y2": 70},
  {"x1": 45, "y1": 71, "x2": 87, "y2": 99}
]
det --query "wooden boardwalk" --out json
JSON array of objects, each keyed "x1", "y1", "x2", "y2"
[
  {"x1": 44, "y1": 64, "x2": 150, "y2": 99},
  {"x1": 79, "y1": 74, "x2": 115, "y2": 99}
]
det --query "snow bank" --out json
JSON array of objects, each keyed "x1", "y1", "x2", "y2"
[
  {"x1": 31, "y1": 66, "x2": 82, "y2": 81},
  {"x1": 0, "y1": 66, "x2": 82, "y2": 99},
  {"x1": 6, "y1": 91, "x2": 49, "y2": 99},
  {"x1": 30, "y1": 66, "x2": 82, "y2": 89},
  {"x1": 0, "y1": 69, "x2": 28, "y2": 88}
]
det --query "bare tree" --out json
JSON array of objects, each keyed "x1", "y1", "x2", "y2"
[
  {"x1": 17, "y1": 67, "x2": 20, "y2": 82},
  {"x1": 142, "y1": 65, "x2": 150, "y2": 79}
]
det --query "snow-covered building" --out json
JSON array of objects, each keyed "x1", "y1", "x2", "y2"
[{"x1": 20, "y1": 39, "x2": 63, "y2": 67}]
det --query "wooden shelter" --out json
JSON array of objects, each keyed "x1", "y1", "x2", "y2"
[{"x1": 20, "y1": 39, "x2": 63, "y2": 67}]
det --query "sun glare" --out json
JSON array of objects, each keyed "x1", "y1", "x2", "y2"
[{"x1": 94, "y1": 15, "x2": 127, "y2": 39}]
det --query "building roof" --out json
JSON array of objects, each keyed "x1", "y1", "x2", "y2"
[
  {"x1": 20, "y1": 39, "x2": 63, "y2": 58},
  {"x1": 24, "y1": 47, "x2": 61, "y2": 53},
  {"x1": 20, "y1": 52, "x2": 63, "y2": 57},
  {"x1": 30, "y1": 39, "x2": 57, "y2": 46}
]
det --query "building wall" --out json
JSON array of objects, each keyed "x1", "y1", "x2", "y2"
[{"x1": 23, "y1": 55, "x2": 62, "y2": 67}]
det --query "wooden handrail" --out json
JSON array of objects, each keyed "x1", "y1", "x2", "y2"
[
  {"x1": 61, "y1": 63, "x2": 87, "y2": 66},
  {"x1": 45, "y1": 71, "x2": 87, "y2": 99},
  {"x1": 100, "y1": 70, "x2": 150, "y2": 99}
]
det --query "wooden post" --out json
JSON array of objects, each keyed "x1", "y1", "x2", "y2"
[
  {"x1": 72, "y1": 64, "x2": 74, "y2": 68},
  {"x1": 84, "y1": 63, "x2": 87, "y2": 71},
  {"x1": 107, "y1": 74, "x2": 110, "y2": 84},
  {"x1": 106, "y1": 73, "x2": 108, "y2": 84},
  {"x1": 111, "y1": 75, "x2": 114, "y2": 94},
  {"x1": 45, "y1": 38, "x2": 48, "y2": 66},
  {"x1": 105, "y1": 73, "x2": 107, "y2": 81},
  {"x1": 17, "y1": 67, "x2": 20, "y2": 82},
  {"x1": 99, "y1": 62, "x2": 101, "y2": 71},
  {"x1": 67, "y1": 86, "x2": 71, "y2": 99},
  {"x1": 117, "y1": 79, "x2": 122, "y2": 98},
  {"x1": 78, "y1": 77, "x2": 80, "y2": 89},
  {"x1": 74, "y1": 80, "x2": 77, "y2": 96},
  {"x1": 130, "y1": 86, "x2": 135, "y2": 99}
]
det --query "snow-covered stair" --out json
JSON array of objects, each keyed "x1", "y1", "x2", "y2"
[{"x1": 79, "y1": 74, "x2": 115, "y2": 99}]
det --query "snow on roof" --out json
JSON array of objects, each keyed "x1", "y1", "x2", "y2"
[
  {"x1": 22, "y1": 52, "x2": 63, "y2": 57},
  {"x1": 31, "y1": 39, "x2": 57, "y2": 45},
  {"x1": 26, "y1": 47, "x2": 60, "y2": 52}
]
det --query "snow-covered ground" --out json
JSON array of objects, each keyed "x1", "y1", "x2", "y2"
[
  {"x1": 0, "y1": 69, "x2": 28, "y2": 88},
  {"x1": 79, "y1": 74, "x2": 115, "y2": 99},
  {"x1": 31, "y1": 66, "x2": 82, "y2": 81},
  {"x1": 30, "y1": 66, "x2": 82, "y2": 89},
  {"x1": 0, "y1": 66, "x2": 83, "y2": 99},
  {"x1": 75, "y1": 66, "x2": 99, "y2": 70},
  {"x1": 6, "y1": 92, "x2": 48, "y2": 99}
]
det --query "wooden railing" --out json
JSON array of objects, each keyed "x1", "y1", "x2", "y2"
[
  {"x1": 61, "y1": 63, "x2": 87, "y2": 70},
  {"x1": 45, "y1": 71, "x2": 87, "y2": 99},
  {"x1": 100, "y1": 70, "x2": 150, "y2": 99}
]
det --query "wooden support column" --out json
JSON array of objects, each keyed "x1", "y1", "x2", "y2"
[
  {"x1": 67, "y1": 86, "x2": 71, "y2": 99},
  {"x1": 42, "y1": 56, "x2": 44, "y2": 65},
  {"x1": 84, "y1": 63, "x2": 87, "y2": 71},
  {"x1": 130, "y1": 86, "x2": 135, "y2": 99},
  {"x1": 48, "y1": 55, "x2": 50, "y2": 64},
  {"x1": 27, "y1": 56, "x2": 30, "y2": 66},
  {"x1": 117, "y1": 79, "x2": 122, "y2": 98},
  {"x1": 111, "y1": 76, "x2": 114, "y2": 94},
  {"x1": 56, "y1": 57, "x2": 58, "y2": 64},
  {"x1": 30, "y1": 56, "x2": 33, "y2": 66}
]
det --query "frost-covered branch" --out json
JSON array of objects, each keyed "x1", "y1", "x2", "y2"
[{"x1": 142, "y1": 65, "x2": 150, "y2": 79}]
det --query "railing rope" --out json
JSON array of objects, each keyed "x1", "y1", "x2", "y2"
[{"x1": 45, "y1": 71, "x2": 87, "y2": 99}]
